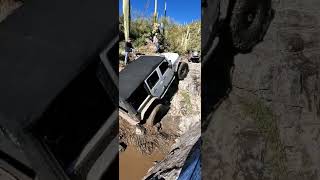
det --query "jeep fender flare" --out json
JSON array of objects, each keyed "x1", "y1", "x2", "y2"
[
  {"x1": 140, "y1": 97, "x2": 161, "y2": 120},
  {"x1": 175, "y1": 61, "x2": 188, "y2": 73},
  {"x1": 177, "y1": 62, "x2": 189, "y2": 80},
  {"x1": 175, "y1": 61, "x2": 181, "y2": 73}
]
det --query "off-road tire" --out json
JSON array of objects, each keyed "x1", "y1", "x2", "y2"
[
  {"x1": 177, "y1": 62, "x2": 189, "y2": 80},
  {"x1": 146, "y1": 104, "x2": 165, "y2": 126},
  {"x1": 230, "y1": 0, "x2": 271, "y2": 52}
]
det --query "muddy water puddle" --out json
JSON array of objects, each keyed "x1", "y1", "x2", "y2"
[{"x1": 119, "y1": 146, "x2": 165, "y2": 180}]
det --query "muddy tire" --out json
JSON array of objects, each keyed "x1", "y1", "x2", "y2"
[
  {"x1": 177, "y1": 62, "x2": 189, "y2": 80},
  {"x1": 147, "y1": 104, "x2": 165, "y2": 126},
  {"x1": 230, "y1": 0, "x2": 271, "y2": 52}
]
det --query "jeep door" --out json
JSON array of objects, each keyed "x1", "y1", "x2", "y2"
[
  {"x1": 145, "y1": 69, "x2": 163, "y2": 98},
  {"x1": 158, "y1": 60, "x2": 174, "y2": 97}
]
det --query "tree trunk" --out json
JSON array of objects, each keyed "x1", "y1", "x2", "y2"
[
  {"x1": 184, "y1": 26, "x2": 190, "y2": 51},
  {"x1": 123, "y1": 0, "x2": 130, "y2": 41},
  {"x1": 163, "y1": 0, "x2": 166, "y2": 35}
]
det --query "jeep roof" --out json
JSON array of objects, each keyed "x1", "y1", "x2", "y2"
[
  {"x1": 119, "y1": 55, "x2": 165, "y2": 101},
  {"x1": 0, "y1": 0, "x2": 117, "y2": 128}
]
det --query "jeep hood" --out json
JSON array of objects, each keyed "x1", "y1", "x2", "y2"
[{"x1": 161, "y1": 53, "x2": 180, "y2": 65}]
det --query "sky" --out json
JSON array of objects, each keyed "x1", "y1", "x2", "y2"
[{"x1": 119, "y1": 0, "x2": 201, "y2": 24}]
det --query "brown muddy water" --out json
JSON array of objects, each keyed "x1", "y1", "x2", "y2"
[{"x1": 119, "y1": 146, "x2": 165, "y2": 180}]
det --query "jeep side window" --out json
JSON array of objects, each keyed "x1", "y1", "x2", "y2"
[
  {"x1": 159, "y1": 61, "x2": 169, "y2": 74},
  {"x1": 147, "y1": 71, "x2": 159, "y2": 89},
  {"x1": 128, "y1": 84, "x2": 149, "y2": 110}
]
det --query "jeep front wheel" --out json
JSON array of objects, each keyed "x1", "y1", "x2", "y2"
[
  {"x1": 177, "y1": 62, "x2": 189, "y2": 80},
  {"x1": 147, "y1": 104, "x2": 165, "y2": 126},
  {"x1": 230, "y1": 0, "x2": 271, "y2": 52}
]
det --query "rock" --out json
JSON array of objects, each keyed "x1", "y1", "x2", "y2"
[
  {"x1": 135, "y1": 125, "x2": 146, "y2": 136},
  {"x1": 119, "y1": 142, "x2": 127, "y2": 153}
]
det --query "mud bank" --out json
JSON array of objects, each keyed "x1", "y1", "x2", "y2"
[{"x1": 120, "y1": 146, "x2": 165, "y2": 180}]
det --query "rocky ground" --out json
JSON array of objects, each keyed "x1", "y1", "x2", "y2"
[{"x1": 203, "y1": 0, "x2": 320, "y2": 179}]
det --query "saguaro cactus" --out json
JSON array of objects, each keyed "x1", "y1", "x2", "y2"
[
  {"x1": 164, "y1": 0, "x2": 167, "y2": 18},
  {"x1": 184, "y1": 26, "x2": 190, "y2": 51},
  {"x1": 153, "y1": 0, "x2": 158, "y2": 24},
  {"x1": 123, "y1": 0, "x2": 130, "y2": 41},
  {"x1": 163, "y1": 0, "x2": 167, "y2": 35}
]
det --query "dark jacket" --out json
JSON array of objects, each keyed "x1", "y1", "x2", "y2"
[{"x1": 125, "y1": 41, "x2": 133, "y2": 52}]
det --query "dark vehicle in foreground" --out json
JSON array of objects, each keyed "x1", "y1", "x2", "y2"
[
  {"x1": 189, "y1": 50, "x2": 201, "y2": 63},
  {"x1": 0, "y1": 0, "x2": 118, "y2": 180},
  {"x1": 119, "y1": 53, "x2": 188, "y2": 126}
]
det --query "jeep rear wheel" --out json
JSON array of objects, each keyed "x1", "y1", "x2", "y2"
[
  {"x1": 177, "y1": 62, "x2": 189, "y2": 80},
  {"x1": 146, "y1": 104, "x2": 165, "y2": 126},
  {"x1": 230, "y1": 0, "x2": 271, "y2": 52}
]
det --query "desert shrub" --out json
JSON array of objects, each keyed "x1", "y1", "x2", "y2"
[{"x1": 119, "y1": 13, "x2": 200, "y2": 55}]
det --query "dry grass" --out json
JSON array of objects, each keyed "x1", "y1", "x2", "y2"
[{"x1": 240, "y1": 99, "x2": 288, "y2": 179}]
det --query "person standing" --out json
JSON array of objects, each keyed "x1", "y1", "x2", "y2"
[
  {"x1": 153, "y1": 33, "x2": 159, "y2": 53},
  {"x1": 124, "y1": 39, "x2": 133, "y2": 65}
]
